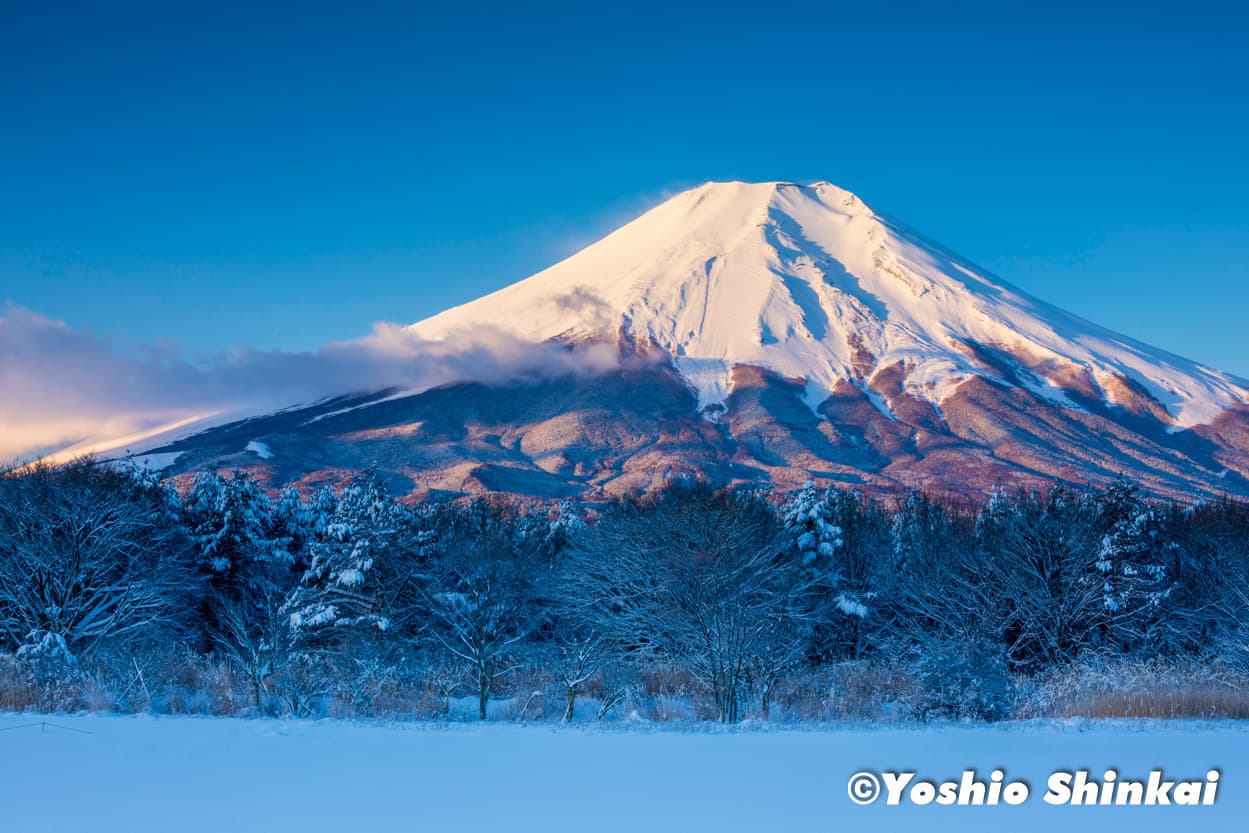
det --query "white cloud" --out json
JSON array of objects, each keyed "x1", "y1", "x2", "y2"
[{"x1": 0, "y1": 304, "x2": 637, "y2": 461}]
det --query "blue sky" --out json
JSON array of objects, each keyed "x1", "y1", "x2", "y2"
[{"x1": 3, "y1": 1, "x2": 1248, "y2": 375}]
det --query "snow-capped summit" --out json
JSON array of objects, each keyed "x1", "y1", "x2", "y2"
[{"x1": 411, "y1": 180, "x2": 1246, "y2": 427}]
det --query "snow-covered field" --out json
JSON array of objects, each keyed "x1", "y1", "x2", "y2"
[{"x1": 1, "y1": 715, "x2": 1245, "y2": 833}]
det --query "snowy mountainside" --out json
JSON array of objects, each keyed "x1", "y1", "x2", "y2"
[{"x1": 410, "y1": 181, "x2": 1246, "y2": 427}]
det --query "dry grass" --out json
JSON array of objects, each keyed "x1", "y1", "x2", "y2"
[
  {"x1": 0, "y1": 656, "x2": 42, "y2": 712},
  {"x1": 1047, "y1": 684, "x2": 1249, "y2": 719},
  {"x1": 1016, "y1": 658, "x2": 1249, "y2": 719}
]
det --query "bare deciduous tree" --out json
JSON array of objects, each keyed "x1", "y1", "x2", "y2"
[
  {"x1": 976, "y1": 488, "x2": 1104, "y2": 669},
  {"x1": 544, "y1": 627, "x2": 613, "y2": 722},
  {"x1": 423, "y1": 524, "x2": 534, "y2": 720},
  {"x1": 562, "y1": 484, "x2": 810, "y2": 723},
  {"x1": 208, "y1": 583, "x2": 296, "y2": 712},
  {"x1": 0, "y1": 460, "x2": 193, "y2": 657}
]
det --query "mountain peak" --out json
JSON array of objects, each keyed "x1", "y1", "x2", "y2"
[
  {"x1": 683, "y1": 179, "x2": 869, "y2": 214},
  {"x1": 410, "y1": 182, "x2": 1246, "y2": 428}
]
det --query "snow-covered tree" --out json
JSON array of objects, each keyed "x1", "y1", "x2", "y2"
[
  {"x1": 285, "y1": 470, "x2": 400, "y2": 641},
  {"x1": 515, "y1": 500, "x2": 585, "y2": 562},
  {"x1": 0, "y1": 460, "x2": 192, "y2": 656},
  {"x1": 562, "y1": 483, "x2": 807, "y2": 722},
  {"x1": 184, "y1": 468, "x2": 287, "y2": 587},
  {"x1": 974, "y1": 487, "x2": 1103, "y2": 669},
  {"x1": 183, "y1": 470, "x2": 311, "y2": 710},
  {"x1": 821, "y1": 487, "x2": 886, "y2": 657},
  {"x1": 890, "y1": 491, "x2": 949, "y2": 575},
  {"x1": 1094, "y1": 477, "x2": 1173, "y2": 650},
  {"x1": 543, "y1": 625, "x2": 612, "y2": 722},
  {"x1": 423, "y1": 511, "x2": 536, "y2": 720},
  {"x1": 782, "y1": 481, "x2": 842, "y2": 567},
  {"x1": 781, "y1": 481, "x2": 878, "y2": 659},
  {"x1": 880, "y1": 491, "x2": 987, "y2": 650},
  {"x1": 544, "y1": 500, "x2": 586, "y2": 553},
  {"x1": 270, "y1": 487, "x2": 316, "y2": 568}
]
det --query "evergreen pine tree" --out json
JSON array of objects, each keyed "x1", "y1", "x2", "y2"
[
  {"x1": 1094, "y1": 477, "x2": 1173, "y2": 650},
  {"x1": 285, "y1": 470, "x2": 398, "y2": 638}
]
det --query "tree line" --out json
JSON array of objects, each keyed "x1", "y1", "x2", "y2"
[{"x1": 2, "y1": 459, "x2": 1248, "y2": 722}]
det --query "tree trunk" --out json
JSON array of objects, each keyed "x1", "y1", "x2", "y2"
[
  {"x1": 563, "y1": 685, "x2": 576, "y2": 722},
  {"x1": 716, "y1": 679, "x2": 740, "y2": 724}
]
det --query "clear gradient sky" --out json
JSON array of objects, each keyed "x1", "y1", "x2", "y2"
[{"x1": 3, "y1": 1, "x2": 1248, "y2": 375}]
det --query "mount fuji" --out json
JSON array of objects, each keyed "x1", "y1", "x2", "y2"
[{"x1": 143, "y1": 181, "x2": 1249, "y2": 502}]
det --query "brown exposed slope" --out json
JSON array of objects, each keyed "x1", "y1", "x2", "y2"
[
  {"x1": 150, "y1": 355, "x2": 1249, "y2": 503},
  {"x1": 157, "y1": 362, "x2": 745, "y2": 502}
]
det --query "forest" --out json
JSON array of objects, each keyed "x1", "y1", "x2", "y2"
[{"x1": 3, "y1": 459, "x2": 1249, "y2": 723}]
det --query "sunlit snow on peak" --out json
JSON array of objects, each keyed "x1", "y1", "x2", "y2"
[{"x1": 409, "y1": 181, "x2": 1248, "y2": 428}]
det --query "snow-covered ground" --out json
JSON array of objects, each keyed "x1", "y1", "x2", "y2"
[
  {"x1": 1, "y1": 715, "x2": 1245, "y2": 832},
  {"x1": 245, "y1": 440, "x2": 274, "y2": 460}
]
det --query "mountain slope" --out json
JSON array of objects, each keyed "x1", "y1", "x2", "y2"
[
  {"x1": 411, "y1": 181, "x2": 1246, "y2": 429},
  {"x1": 146, "y1": 181, "x2": 1249, "y2": 502}
]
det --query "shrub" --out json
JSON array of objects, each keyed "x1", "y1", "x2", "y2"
[{"x1": 910, "y1": 639, "x2": 1013, "y2": 722}]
